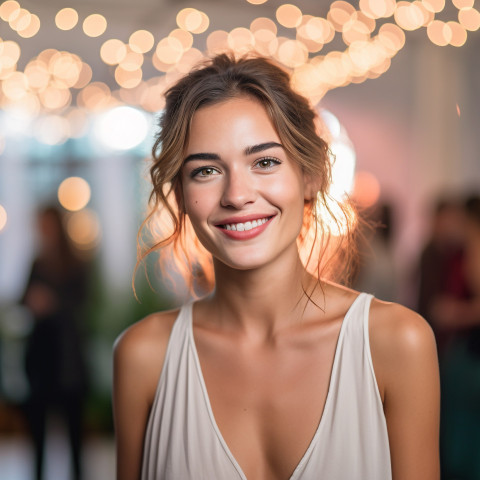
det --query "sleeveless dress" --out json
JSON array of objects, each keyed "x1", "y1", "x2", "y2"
[{"x1": 141, "y1": 293, "x2": 392, "y2": 479}]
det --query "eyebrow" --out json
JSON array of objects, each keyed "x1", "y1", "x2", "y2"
[{"x1": 183, "y1": 142, "x2": 283, "y2": 163}]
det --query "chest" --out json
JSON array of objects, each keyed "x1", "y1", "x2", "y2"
[{"x1": 193, "y1": 323, "x2": 341, "y2": 480}]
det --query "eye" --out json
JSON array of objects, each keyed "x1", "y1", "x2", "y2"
[
  {"x1": 190, "y1": 166, "x2": 220, "y2": 178},
  {"x1": 254, "y1": 157, "x2": 281, "y2": 170}
]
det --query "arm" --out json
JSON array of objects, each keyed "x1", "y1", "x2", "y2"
[
  {"x1": 370, "y1": 302, "x2": 440, "y2": 480},
  {"x1": 112, "y1": 312, "x2": 177, "y2": 480}
]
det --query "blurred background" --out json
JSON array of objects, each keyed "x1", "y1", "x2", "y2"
[{"x1": 0, "y1": 0, "x2": 479, "y2": 478}]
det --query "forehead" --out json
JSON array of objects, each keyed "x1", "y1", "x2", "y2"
[{"x1": 186, "y1": 96, "x2": 280, "y2": 154}]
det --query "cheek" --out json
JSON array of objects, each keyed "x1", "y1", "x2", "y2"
[{"x1": 183, "y1": 186, "x2": 214, "y2": 224}]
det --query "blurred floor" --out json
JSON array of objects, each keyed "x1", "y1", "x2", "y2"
[{"x1": 0, "y1": 430, "x2": 114, "y2": 480}]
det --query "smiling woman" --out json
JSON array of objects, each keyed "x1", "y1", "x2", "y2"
[{"x1": 112, "y1": 53, "x2": 440, "y2": 480}]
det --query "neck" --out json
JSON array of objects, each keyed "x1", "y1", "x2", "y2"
[{"x1": 207, "y1": 252, "x2": 322, "y2": 338}]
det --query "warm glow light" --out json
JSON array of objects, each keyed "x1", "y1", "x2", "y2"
[
  {"x1": 254, "y1": 29, "x2": 278, "y2": 55},
  {"x1": 394, "y1": 1, "x2": 425, "y2": 30},
  {"x1": 100, "y1": 39, "x2": 126, "y2": 65},
  {"x1": 2, "y1": 71, "x2": 28, "y2": 100},
  {"x1": 115, "y1": 65, "x2": 142, "y2": 88},
  {"x1": 168, "y1": 29, "x2": 194, "y2": 51},
  {"x1": 120, "y1": 49, "x2": 143, "y2": 71},
  {"x1": 82, "y1": 14, "x2": 107, "y2": 37},
  {"x1": 17, "y1": 13, "x2": 40, "y2": 38},
  {"x1": 206, "y1": 30, "x2": 229, "y2": 53},
  {"x1": 176, "y1": 47, "x2": 203, "y2": 73},
  {"x1": 73, "y1": 62, "x2": 93, "y2": 89},
  {"x1": 176, "y1": 8, "x2": 209, "y2": 33},
  {"x1": 155, "y1": 37, "x2": 184, "y2": 64},
  {"x1": 328, "y1": 1, "x2": 356, "y2": 31},
  {"x1": 246, "y1": 0, "x2": 268, "y2": 4},
  {"x1": 427, "y1": 20, "x2": 452, "y2": 45},
  {"x1": 77, "y1": 82, "x2": 112, "y2": 111},
  {"x1": 66, "y1": 209, "x2": 101, "y2": 249},
  {"x1": 39, "y1": 86, "x2": 72, "y2": 110},
  {"x1": 94, "y1": 106, "x2": 150, "y2": 150},
  {"x1": 129, "y1": 29, "x2": 155, "y2": 53},
  {"x1": 377, "y1": 23, "x2": 406, "y2": 54},
  {"x1": 55, "y1": 8, "x2": 78, "y2": 30},
  {"x1": 458, "y1": 7, "x2": 480, "y2": 30},
  {"x1": 448, "y1": 21, "x2": 468, "y2": 45},
  {"x1": 422, "y1": 0, "x2": 445, "y2": 13},
  {"x1": 353, "y1": 171, "x2": 381, "y2": 207},
  {"x1": 360, "y1": 0, "x2": 396, "y2": 19},
  {"x1": 304, "y1": 17, "x2": 335, "y2": 44},
  {"x1": 0, "y1": 204, "x2": 7, "y2": 232},
  {"x1": 277, "y1": 39, "x2": 308, "y2": 68},
  {"x1": 9, "y1": 8, "x2": 31, "y2": 32},
  {"x1": 228, "y1": 27, "x2": 256, "y2": 52},
  {"x1": 276, "y1": 4, "x2": 303, "y2": 28},
  {"x1": 190, "y1": 12, "x2": 210, "y2": 34},
  {"x1": 0, "y1": 40, "x2": 21, "y2": 69},
  {"x1": 58, "y1": 177, "x2": 91, "y2": 212},
  {"x1": 250, "y1": 17, "x2": 277, "y2": 34},
  {"x1": 453, "y1": 0, "x2": 474, "y2": 8},
  {"x1": 50, "y1": 52, "x2": 82, "y2": 88},
  {"x1": 0, "y1": 1, "x2": 20, "y2": 21},
  {"x1": 342, "y1": 19, "x2": 371, "y2": 44}
]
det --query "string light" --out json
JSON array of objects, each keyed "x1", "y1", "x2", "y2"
[
  {"x1": 0, "y1": 0, "x2": 476, "y2": 115},
  {"x1": 55, "y1": 8, "x2": 78, "y2": 30}
]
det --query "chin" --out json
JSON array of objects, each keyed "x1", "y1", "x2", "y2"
[{"x1": 213, "y1": 251, "x2": 272, "y2": 272}]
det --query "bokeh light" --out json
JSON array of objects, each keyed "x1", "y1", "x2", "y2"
[
  {"x1": 58, "y1": 177, "x2": 91, "y2": 211},
  {"x1": 17, "y1": 13, "x2": 40, "y2": 38},
  {"x1": 0, "y1": 1, "x2": 20, "y2": 21},
  {"x1": 55, "y1": 8, "x2": 78, "y2": 30},
  {"x1": 82, "y1": 14, "x2": 107, "y2": 37},
  {"x1": 129, "y1": 30, "x2": 155, "y2": 53},
  {"x1": 0, "y1": 204, "x2": 7, "y2": 233},
  {"x1": 94, "y1": 106, "x2": 150, "y2": 150},
  {"x1": 100, "y1": 39, "x2": 127, "y2": 65},
  {"x1": 66, "y1": 209, "x2": 101, "y2": 250},
  {"x1": 458, "y1": 7, "x2": 480, "y2": 31},
  {"x1": 276, "y1": 4, "x2": 303, "y2": 28}
]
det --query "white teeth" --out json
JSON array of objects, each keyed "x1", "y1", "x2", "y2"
[{"x1": 222, "y1": 217, "x2": 270, "y2": 232}]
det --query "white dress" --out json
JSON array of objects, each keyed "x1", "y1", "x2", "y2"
[{"x1": 141, "y1": 293, "x2": 392, "y2": 479}]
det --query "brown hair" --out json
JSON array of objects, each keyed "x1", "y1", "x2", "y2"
[{"x1": 136, "y1": 52, "x2": 357, "y2": 296}]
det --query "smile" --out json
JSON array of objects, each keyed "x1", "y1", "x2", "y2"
[{"x1": 221, "y1": 217, "x2": 270, "y2": 231}]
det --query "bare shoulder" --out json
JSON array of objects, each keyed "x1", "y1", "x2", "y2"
[
  {"x1": 369, "y1": 299, "x2": 437, "y2": 354},
  {"x1": 113, "y1": 308, "x2": 180, "y2": 402},
  {"x1": 368, "y1": 299, "x2": 439, "y2": 400}
]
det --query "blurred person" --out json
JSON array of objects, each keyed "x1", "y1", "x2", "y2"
[
  {"x1": 418, "y1": 196, "x2": 480, "y2": 479},
  {"x1": 21, "y1": 205, "x2": 89, "y2": 480},
  {"x1": 113, "y1": 54, "x2": 440, "y2": 480},
  {"x1": 417, "y1": 198, "x2": 469, "y2": 351}
]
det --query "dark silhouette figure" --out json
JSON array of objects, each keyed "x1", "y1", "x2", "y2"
[{"x1": 22, "y1": 206, "x2": 89, "y2": 480}]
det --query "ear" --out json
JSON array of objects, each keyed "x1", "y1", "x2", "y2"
[{"x1": 303, "y1": 172, "x2": 320, "y2": 202}]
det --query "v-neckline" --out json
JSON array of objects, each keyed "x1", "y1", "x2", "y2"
[{"x1": 187, "y1": 293, "x2": 365, "y2": 480}]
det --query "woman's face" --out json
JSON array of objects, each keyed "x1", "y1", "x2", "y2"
[{"x1": 181, "y1": 95, "x2": 309, "y2": 271}]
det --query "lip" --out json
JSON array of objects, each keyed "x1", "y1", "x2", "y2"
[{"x1": 214, "y1": 214, "x2": 276, "y2": 240}]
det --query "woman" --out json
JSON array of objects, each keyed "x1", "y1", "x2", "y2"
[
  {"x1": 113, "y1": 54, "x2": 440, "y2": 480},
  {"x1": 22, "y1": 206, "x2": 89, "y2": 480}
]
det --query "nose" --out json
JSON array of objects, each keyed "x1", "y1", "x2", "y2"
[{"x1": 220, "y1": 170, "x2": 256, "y2": 209}]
